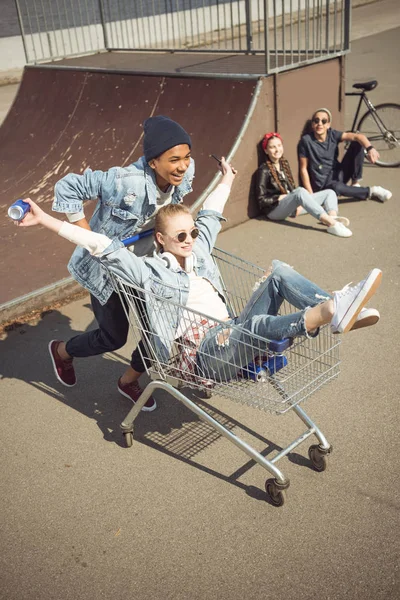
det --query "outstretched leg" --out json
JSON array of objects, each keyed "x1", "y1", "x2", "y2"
[
  {"x1": 268, "y1": 188, "x2": 351, "y2": 235},
  {"x1": 239, "y1": 260, "x2": 331, "y2": 319},
  {"x1": 198, "y1": 267, "x2": 382, "y2": 381}
]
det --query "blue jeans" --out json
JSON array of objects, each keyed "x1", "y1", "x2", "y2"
[
  {"x1": 197, "y1": 260, "x2": 332, "y2": 382},
  {"x1": 268, "y1": 187, "x2": 338, "y2": 221},
  {"x1": 66, "y1": 292, "x2": 147, "y2": 372},
  {"x1": 325, "y1": 141, "x2": 370, "y2": 200}
]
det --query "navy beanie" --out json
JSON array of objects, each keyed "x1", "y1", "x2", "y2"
[{"x1": 143, "y1": 115, "x2": 191, "y2": 162}]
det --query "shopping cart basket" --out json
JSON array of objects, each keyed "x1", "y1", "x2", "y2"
[{"x1": 109, "y1": 245, "x2": 341, "y2": 506}]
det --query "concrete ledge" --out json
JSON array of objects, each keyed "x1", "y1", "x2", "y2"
[{"x1": 0, "y1": 277, "x2": 88, "y2": 328}]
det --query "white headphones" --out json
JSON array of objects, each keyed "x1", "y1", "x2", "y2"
[{"x1": 159, "y1": 251, "x2": 196, "y2": 273}]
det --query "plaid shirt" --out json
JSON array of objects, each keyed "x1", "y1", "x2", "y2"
[{"x1": 174, "y1": 318, "x2": 218, "y2": 385}]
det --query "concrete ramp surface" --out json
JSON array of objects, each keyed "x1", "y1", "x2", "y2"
[{"x1": 0, "y1": 66, "x2": 257, "y2": 307}]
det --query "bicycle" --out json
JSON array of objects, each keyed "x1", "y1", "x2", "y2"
[{"x1": 346, "y1": 80, "x2": 400, "y2": 167}]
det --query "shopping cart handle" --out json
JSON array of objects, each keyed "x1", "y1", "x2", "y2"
[
  {"x1": 268, "y1": 338, "x2": 293, "y2": 353},
  {"x1": 122, "y1": 229, "x2": 154, "y2": 247}
]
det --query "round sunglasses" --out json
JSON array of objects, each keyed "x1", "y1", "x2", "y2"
[
  {"x1": 171, "y1": 227, "x2": 200, "y2": 243},
  {"x1": 312, "y1": 117, "x2": 329, "y2": 125}
]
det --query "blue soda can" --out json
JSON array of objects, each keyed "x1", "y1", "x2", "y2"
[{"x1": 8, "y1": 199, "x2": 31, "y2": 221}]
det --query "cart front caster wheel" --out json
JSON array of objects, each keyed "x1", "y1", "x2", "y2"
[
  {"x1": 265, "y1": 479, "x2": 287, "y2": 507},
  {"x1": 308, "y1": 444, "x2": 330, "y2": 472},
  {"x1": 124, "y1": 431, "x2": 133, "y2": 448}
]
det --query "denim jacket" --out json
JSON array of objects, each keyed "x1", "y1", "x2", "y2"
[
  {"x1": 99, "y1": 209, "x2": 231, "y2": 362},
  {"x1": 52, "y1": 156, "x2": 195, "y2": 304}
]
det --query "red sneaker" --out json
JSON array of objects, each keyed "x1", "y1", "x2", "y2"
[
  {"x1": 48, "y1": 340, "x2": 77, "y2": 387},
  {"x1": 117, "y1": 378, "x2": 157, "y2": 412}
]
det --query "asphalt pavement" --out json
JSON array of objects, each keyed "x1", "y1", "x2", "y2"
[{"x1": 0, "y1": 3, "x2": 399, "y2": 600}]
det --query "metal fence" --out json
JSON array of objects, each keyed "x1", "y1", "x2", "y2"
[{"x1": 15, "y1": 0, "x2": 350, "y2": 74}]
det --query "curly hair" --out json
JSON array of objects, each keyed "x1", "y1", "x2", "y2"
[{"x1": 265, "y1": 155, "x2": 296, "y2": 194}]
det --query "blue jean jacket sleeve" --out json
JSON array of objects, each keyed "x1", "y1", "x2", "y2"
[
  {"x1": 52, "y1": 167, "x2": 117, "y2": 213},
  {"x1": 195, "y1": 209, "x2": 226, "y2": 254},
  {"x1": 99, "y1": 239, "x2": 150, "y2": 289}
]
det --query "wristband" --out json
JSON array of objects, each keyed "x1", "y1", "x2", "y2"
[{"x1": 366, "y1": 145, "x2": 374, "y2": 153}]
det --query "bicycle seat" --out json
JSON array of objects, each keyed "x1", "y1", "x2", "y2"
[{"x1": 352, "y1": 80, "x2": 378, "y2": 91}]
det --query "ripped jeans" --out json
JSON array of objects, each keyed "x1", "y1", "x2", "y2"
[{"x1": 197, "y1": 260, "x2": 332, "y2": 382}]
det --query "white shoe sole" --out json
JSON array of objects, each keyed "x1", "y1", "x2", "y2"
[
  {"x1": 332, "y1": 310, "x2": 380, "y2": 334},
  {"x1": 48, "y1": 340, "x2": 76, "y2": 387},
  {"x1": 117, "y1": 385, "x2": 157, "y2": 412},
  {"x1": 338, "y1": 269, "x2": 382, "y2": 333},
  {"x1": 351, "y1": 312, "x2": 380, "y2": 331}
]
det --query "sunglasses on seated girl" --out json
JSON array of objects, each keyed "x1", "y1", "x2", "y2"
[
  {"x1": 312, "y1": 117, "x2": 328, "y2": 125},
  {"x1": 171, "y1": 227, "x2": 200, "y2": 243}
]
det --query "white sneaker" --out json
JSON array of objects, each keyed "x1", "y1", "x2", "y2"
[
  {"x1": 370, "y1": 186, "x2": 392, "y2": 202},
  {"x1": 332, "y1": 307, "x2": 380, "y2": 334},
  {"x1": 326, "y1": 222, "x2": 352, "y2": 237},
  {"x1": 331, "y1": 269, "x2": 382, "y2": 333}
]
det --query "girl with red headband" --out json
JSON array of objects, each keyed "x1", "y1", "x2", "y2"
[{"x1": 256, "y1": 132, "x2": 352, "y2": 238}]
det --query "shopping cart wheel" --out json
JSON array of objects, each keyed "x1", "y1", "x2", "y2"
[
  {"x1": 124, "y1": 431, "x2": 134, "y2": 448},
  {"x1": 265, "y1": 479, "x2": 288, "y2": 507},
  {"x1": 204, "y1": 389, "x2": 212, "y2": 399},
  {"x1": 308, "y1": 444, "x2": 331, "y2": 472}
]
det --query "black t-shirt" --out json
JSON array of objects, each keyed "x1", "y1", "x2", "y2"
[{"x1": 298, "y1": 128, "x2": 343, "y2": 191}]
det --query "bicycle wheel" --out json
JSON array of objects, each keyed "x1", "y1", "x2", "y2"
[{"x1": 357, "y1": 103, "x2": 400, "y2": 167}]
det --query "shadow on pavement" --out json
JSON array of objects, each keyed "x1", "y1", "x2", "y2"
[
  {"x1": 134, "y1": 389, "x2": 311, "y2": 505},
  {"x1": 253, "y1": 214, "x2": 325, "y2": 233},
  {"x1": 0, "y1": 307, "x2": 313, "y2": 503},
  {"x1": 0, "y1": 307, "x2": 131, "y2": 445}
]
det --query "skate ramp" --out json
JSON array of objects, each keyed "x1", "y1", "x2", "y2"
[{"x1": 0, "y1": 66, "x2": 259, "y2": 310}]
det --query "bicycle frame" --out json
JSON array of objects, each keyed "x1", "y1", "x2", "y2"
[
  {"x1": 345, "y1": 90, "x2": 375, "y2": 132},
  {"x1": 345, "y1": 91, "x2": 393, "y2": 142}
]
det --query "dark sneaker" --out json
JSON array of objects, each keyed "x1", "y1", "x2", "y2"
[
  {"x1": 48, "y1": 340, "x2": 77, "y2": 387},
  {"x1": 117, "y1": 378, "x2": 157, "y2": 412}
]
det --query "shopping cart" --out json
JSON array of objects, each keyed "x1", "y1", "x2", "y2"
[{"x1": 109, "y1": 245, "x2": 341, "y2": 506}]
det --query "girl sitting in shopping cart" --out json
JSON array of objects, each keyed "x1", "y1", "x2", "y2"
[{"x1": 17, "y1": 158, "x2": 381, "y2": 387}]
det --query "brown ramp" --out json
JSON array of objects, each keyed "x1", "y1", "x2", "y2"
[{"x1": 0, "y1": 66, "x2": 258, "y2": 309}]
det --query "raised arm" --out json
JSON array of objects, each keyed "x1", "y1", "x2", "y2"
[
  {"x1": 193, "y1": 157, "x2": 236, "y2": 254},
  {"x1": 16, "y1": 199, "x2": 149, "y2": 287},
  {"x1": 17, "y1": 198, "x2": 113, "y2": 255},
  {"x1": 202, "y1": 157, "x2": 237, "y2": 214}
]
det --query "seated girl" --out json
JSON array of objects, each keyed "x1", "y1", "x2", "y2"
[
  {"x1": 256, "y1": 132, "x2": 352, "y2": 238},
  {"x1": 17, "y1": 159, "x2": 381, "y2": 389}
]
